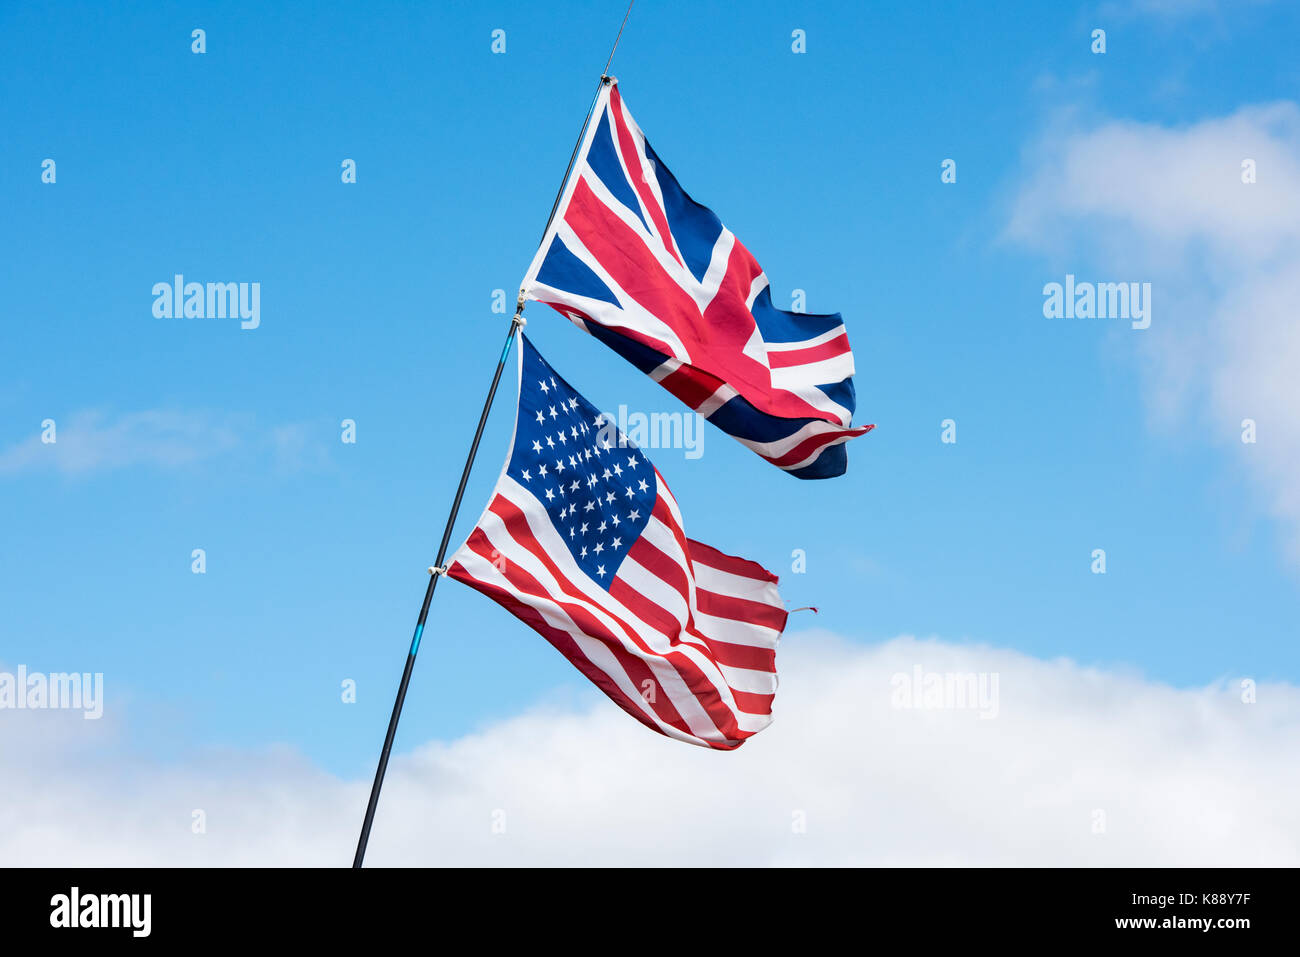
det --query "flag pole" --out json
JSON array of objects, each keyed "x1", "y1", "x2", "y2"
[{"x1": 350, "y1": 1, "x2": 636, "y2": 868}]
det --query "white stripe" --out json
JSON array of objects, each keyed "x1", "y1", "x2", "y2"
[
  {"x1": 718, "y1": 662, "x2": 778, "y2": 696},
  {"x1": 693, "y1": 559, "x2": 783, "y2": 610},
  {"x1": 693, "y1": 611, "x2": 782, "y2": 651},
  {"x1": 693, "y1": 228, "x2": 736, "y2": 312},
  {"x1": 765, "y1": 324, "x2": 850, "y2": 352},
  {"x1": 725, "y1": 415, "x2": 859, "y2": 461},
  {"x1": 618, "y1": 553, "x2": 690, "y2": 628},
  {"x1": 771, "y1": 353, "x2": 857, "y2": 390}
]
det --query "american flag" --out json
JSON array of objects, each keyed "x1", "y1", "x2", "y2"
[
  {"x1": 521, "y1": 79, "x2": 873, "y2": 480},
  {"x1": 448, "y1": 335, "x2": 787, "y2": 749}
]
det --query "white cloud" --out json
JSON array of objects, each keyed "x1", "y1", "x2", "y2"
[
  {"x1": 0, "y1": 409, "x2": 328, "y2": 477},
  {"x1": 2, "y1": 634, "x2": 1296, "y2": 866},
  {"x1": 0, "y1": 410, "x2": 241, "y2": 475},
  {"x1": 1006, "y1": 102, "x2": 1300, "y2": 560}
]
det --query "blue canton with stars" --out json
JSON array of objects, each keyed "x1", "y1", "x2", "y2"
[{"x1": 508, "y1": 335, "x2": 657, "y2": 590}]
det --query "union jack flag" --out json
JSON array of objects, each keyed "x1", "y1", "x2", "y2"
[
  {"x1": 521, "y1": 79, "x2": 873, "y2": 479},
  {"x1": 448, "y1": 335, "x2": 787, "y2": 749}
]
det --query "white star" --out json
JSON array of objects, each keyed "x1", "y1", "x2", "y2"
[
  {"x1": 539, "y1": 380, "x2": 549, "y2": 393},
  {"x1": 535, "y1": 411, "x2": 544, "y2": 424},
  {"x1": 557, "y1": 431, "x2": 567, "y2": 445},
  {"x1": 538, "y1": 464, "x2": 548, "y2": 478},
  {"x1": 627, "y1": 509, "x2": 640, "y2": 521},
  {"x1": 627, "y1": 456, "x2": 638, "y2": 469},
  {"x1": 555, "y1": 459, "x2": 565, "y2": 473},
  {"x1": 549, "y1": 406, "x2": 558, "y2": 419},
  {"x1": 601, "y1": 439, "x2": 612, "y2": 451},
  {"x1": 598, "y1": 521, "x2": 607, "y2": 533},
  {"x1": 550, "y1": 376, "x2": 557, "y2": 388},
  {"x1": 637, "y1": 479, "x2": 649, "y2": 492},
  {"x1": 532, "y1": 440, "x2": 542, "y2": 453},
  {"x1": 521, "y1": 469, "x2": 531, "y2": 482},
  {"x1": 569, "y1": 527, "x2": 576, "y2": 539},
  {"x1": 611, "y1": 537, "x2": 622, "y2": 549},
  {"x1": 602, "y1": 468, "x2": 612, "y2": 480},
  {"x1": 594, "y1": 542, "x2": 604, "y2": 554},
  {"x1": 613, "y1": 463, "x2": 623, "y2": 477},
  {"x1": 569, "y1": 455, "x2": 577, "y2": 468},
  {"x1": 580, "y1": 522, "x2": 589, "y2": 534},
  {"x1": 546, "y1": 436, "x2": 555, "y2": 448},
  {"x1": 625, "y1": 486, "x2": 634, "y2": 499},
  {"x1": 593, "y1": 415, "x2": 605, "y2": 427},
  {"x1": 570, "y1": 480, "x2": 579, "y2": 492},
  {"x1": 611, "y1": 515, "x2": 620, "y2": 527},
  {"x1": 544, "y1": 488, "x2": 555, "y2": 501},
  {"x1": 596, "y1": 564, "x2": 606, "y2": 578},
  {"x1": 584, "y1": 501, "x2": 595, "y2": 512},
  {"x1": 580, "y1": 546, "x2": 588, "y2": 558},
  {"x1": 571, "y1": 426, "x2": 578, "y2": 439},
  {"x1": 605, "y1": 492, "x2": 615, "y2": 504}
]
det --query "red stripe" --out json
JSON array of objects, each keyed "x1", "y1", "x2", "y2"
[
  {"x1": 698, "y1": 236, "x2": 767, "y2": 376},
  {"x1": 656, "y1": 361, "x2": 732, "y2": 409},
  {"x1": 650, "y1": 488, "x2": 693, "y2": 562},
  {"x1": 763, "y1": 422, "x2": 875, "y2": 469},
  {"x1": 766, "y1": 332, "x2": 852, "y2": 370},
  {"x1": 688, "y1": 538, "x2": 781, "y2": 585},
  {"x1": 730, "y1": 688, "x2": 776, "y2": 716},
  {"x1": 696, "y1": 587, "x2": 788, "y2": 633},
  {"x1": 624, "y1": 534, "x2": 691, "y2": 607},
  {"x1": 702, "y1": 639, "x2": 776, "y2": 673},
  {"x1": 608, "y1": 85, "x2": 682, "y2": 268}
]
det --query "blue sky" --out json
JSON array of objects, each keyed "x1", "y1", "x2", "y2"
[{"x1": 3, "y1": 0, "x2": 1299, "y2": 787}]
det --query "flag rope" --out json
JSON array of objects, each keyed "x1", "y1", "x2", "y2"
[{"x1": 351, "y1": 3, "x2": 637, "y2": 869}]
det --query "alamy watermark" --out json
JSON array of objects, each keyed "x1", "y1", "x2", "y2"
[
  {"x1": 890, "y1": 665, "x2": 999, "y2": 719},
  {"x1": 597, "y1": 405, "x2": 704, "y2": 459},
  {"x1": 0, "y1": 666, "x2": 103, "y2": 719},
  {"x1": 152, "y1": 274, "x2": 260, "y2": 329},
  {"x1": 1043, "y1": 274, "x2": 1150, "y2": 329},
  {"x1": 50, "y1": 887, "x2": 150, "y2": 937}
]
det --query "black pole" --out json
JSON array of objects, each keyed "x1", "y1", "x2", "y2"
[
  {"x1": 351, "y1": 0, "x2": 635, "y2": 868},
  {"x1": 353, "y1": 312, "x2": 523, "y2": 868}
]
